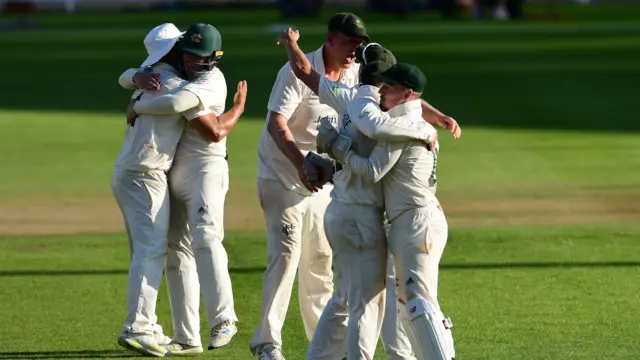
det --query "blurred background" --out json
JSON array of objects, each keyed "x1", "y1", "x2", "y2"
[{"x1": 1, "y1": 0, "x2": 639, "y2": 359}]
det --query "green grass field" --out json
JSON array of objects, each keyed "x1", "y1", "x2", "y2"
[{"x1": 1, "y1": 4, "x2": 640, "y2": 360}]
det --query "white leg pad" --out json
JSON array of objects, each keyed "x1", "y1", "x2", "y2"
[{"x1": 403, "y1": 298, "x2": 455, "y2": 360}]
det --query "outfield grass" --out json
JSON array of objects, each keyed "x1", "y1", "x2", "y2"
[
  {"x1": 1, "y1": 5, "x2": 639, "y2": 360},
  {"x1": 2, "y1": 225, "x2": 640, "y2": 359}
]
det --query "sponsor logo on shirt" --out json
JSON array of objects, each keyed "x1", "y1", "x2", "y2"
[{"x1": 315, "y1": 114, "x2": 337, "y2": 130}]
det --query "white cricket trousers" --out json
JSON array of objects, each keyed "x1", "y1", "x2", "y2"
[
  {"x1": 111, "y1": 166, "x2": 170, "y2": 336},
  {"x1": 388, "y1": 203, "x2": 448, "y2": 308},
  {"x1": 381, "y1": 254, "x2": 417, "y2": 360},
  {"x1": 307, "y1": 201, "x2": 387, "y2": 360},
  {"x1": 250, "y1": 178, "x2": 334, "y2": 351},
  {"x1": 165, "y1": 155, "x2": 237, "y2": 346}
]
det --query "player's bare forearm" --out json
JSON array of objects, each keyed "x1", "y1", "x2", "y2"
[
  {"x1": 194, "y1": 106, "x2": 244, "y2": 143},
  {"x1": 267, "y1": 112, "x2": 305, "y2": 169},
  {"x1": 285, "y1": 41, "x2": 320, "y2": 95},
  {"x1": 215, "y1": 105, "x2": 244, "y2": 140},
  {"x1": 285, "y1": 40, "x2": 311, "y2": 77},
  {"x1": 420, "y1": 99, "x2": 446, "y2": 125},
  {"x1": 420, "y1": 99, "x2": 462, "y2": 139}
]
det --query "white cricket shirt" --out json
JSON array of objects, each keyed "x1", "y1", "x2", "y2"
[
  {"x1": 175, "y1": 68, "x2": 228, "y2": 160},
  {"x1": 326, "y1": 85, "x2": 437, "y2": 208},
  {"x1": 256, "y1": 46, "x2": 360, "y2": 195},
  {"x1": 343, "y1": 99, "x2": 440, "y2": 221},
  {"x1": 115, "y1": 63, "x2": 201, "y2": 172}
]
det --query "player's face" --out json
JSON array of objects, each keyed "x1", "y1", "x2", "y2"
[
  {"x1": 327, "y1": 32, "x2": 364, "y2": 68},
  {"x1": 182, "y1": 52, "x2": 210, "y2": 80},
  {"x1": 379, "y1": 84, "x2": 411, "y2": 111}
]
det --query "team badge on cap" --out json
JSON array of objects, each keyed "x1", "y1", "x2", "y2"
[{"x1": 190, "y1": 33, "x2": 202, "y2": 43}]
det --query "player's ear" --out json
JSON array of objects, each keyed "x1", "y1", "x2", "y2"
[
  {"x1": 326, "y1": 31, "x2": 336, "y2": 47},
  {"x1": 405, "y1": 88, "x2": 414, "y2": 101}
]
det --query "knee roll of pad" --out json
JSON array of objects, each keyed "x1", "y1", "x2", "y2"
[{"x1": 402, "y1": 297, "x2": 455, "y2": 360}]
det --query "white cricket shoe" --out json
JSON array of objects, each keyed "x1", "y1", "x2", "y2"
[
  {"x1": 256, "y1": 344, "x2": 286, "y2": 360},
  {"x1": 117, "y1": 333, "x2": 168, "y2": 357},
  {"x1": 208, "y1": 320, "x2": 238, "y2": 350},
  {"x1": 164, "y1": 342, "x2": 204, "y2": 356}
]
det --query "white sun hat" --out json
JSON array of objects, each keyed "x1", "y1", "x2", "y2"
[{"x1": 140, "y1": 23, "x2": 185, "y2": 68}]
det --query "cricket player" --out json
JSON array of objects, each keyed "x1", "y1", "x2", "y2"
[
  {"x1": 114, "y1": 23, "x2": 244, "y2": 357},
  {"x1": 318, "y1": 63, "x2": 456, "y2": 360},
  {"x1": 276, "y1": 28, "x2": 459, "y2": 360},
  {"x1": 312, "y1": 51, "x2": 436, "y2": 360},
  {"x1": 250, "y1": 13, "x2": 368, "y2": 360},
  {"x1": 119, "y1": 23, "x2": 245, "y2": 354}
]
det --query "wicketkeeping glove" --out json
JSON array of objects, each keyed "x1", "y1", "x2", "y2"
[
  {"x1": 316, "y1": 117, "x2": 339, "y2": 154},
  {"x1": 316, "y1": 117, "x2": 352, "y2": 163},
  {"x1": 304, "y1": 152, "x2": 337, "y2": 188},
  {"x1": 327, "y1": 135, "x2": 351, "y2": 164}
]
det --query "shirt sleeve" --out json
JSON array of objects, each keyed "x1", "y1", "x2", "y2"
[
  {"x1": 267, "y1": 64, "x2": 303, "y2": 119},
  {"x1": 344, "y1": 141, "x2": 403, "y2": 183},
  {"x1": 318, "y1": 76, "x2": 356, "y2": 116},
  {"x1": 133, "y1": 90, "x2": 203, "y2": 118},
  {"x1": 119, "y1": 68, "x2": 139, "y2": 90},
  {"x1": 353, "y1": 101, "x2": 437, "y2": 142},
  {"x1": 184, "y1": 71, "x2": 227, "y2": 116}
]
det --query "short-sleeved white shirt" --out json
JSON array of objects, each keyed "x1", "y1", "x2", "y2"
[
  {"x1": 175, "y1": 68, "x2": 228, "y2": 160},
  {"x1": 256, "y1": 46, "x2": 360, "y2": 195}
]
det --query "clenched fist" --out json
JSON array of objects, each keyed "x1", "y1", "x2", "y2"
[{"x1": 276, "y1": 28, "x2": 300, "y2": 46}]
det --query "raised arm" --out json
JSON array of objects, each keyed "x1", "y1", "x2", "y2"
[
  {"x1": 182, "y1": 81, "x2": 246, "y2": 143},
  {"x1": 276, "y1": 28, "x2": 320, "y2": 95}
]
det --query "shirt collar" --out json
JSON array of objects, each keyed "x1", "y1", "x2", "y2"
[
  {"x1": 388, "y1": 99, "x2": 422, "y2": 117},
  {"x1": 313, "y1": 45, "x2": 358, "y2": 85},
  {"x1": 355, "y1": 85, "x2": 381, "y2": 103},
  {"x1": 312, "y1": 46, "x2": 326, "y2": 75}
]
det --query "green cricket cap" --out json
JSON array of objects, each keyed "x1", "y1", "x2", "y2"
[
  {"x1": 378, "y1": 63, "x2": 427, "y2": 93},
  {"x1": 327, "y1": 12, "x2": 370, "y2": 42},
  {"x1": 178, "y1": 23, "x2": 223, "y2": 58},
  {"x1": 356, "y1": 44, "x2": 396, "y2": 70},
  {"x1": 358, "y1": 44, "x2": 397, "y2": 81}
]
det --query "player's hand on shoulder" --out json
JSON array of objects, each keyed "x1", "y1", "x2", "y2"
[
  {"x1": 133, "y1": 72, "x2": 161, "y2": 92},
  {"x1": 233, "y1": 80, "x2": 247, "y2": 110},
  {"x1": 276, "y1": 28, "x2": 300, "y2": 45}
]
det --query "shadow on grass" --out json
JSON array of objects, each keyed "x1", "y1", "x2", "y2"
[
  {"x1": 1, "y1": 261, "x2": 640, "y2": 277},
  {"x1": 0, "y1": 350, "x2": 136, "y2": 359}
]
